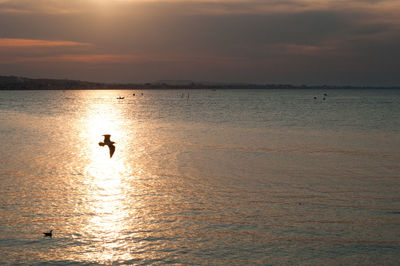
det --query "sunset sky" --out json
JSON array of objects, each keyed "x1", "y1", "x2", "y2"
[{"x1": 0, "y1": 0, "x2": 399, "y2": 85}]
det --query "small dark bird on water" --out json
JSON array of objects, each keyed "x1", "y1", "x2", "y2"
[
  {"x1": 99, "y1": 134, "x2": 116, "y2": 158},
  {"x1": 43, "y1": 230, "x2": 53, "y2": 237}
]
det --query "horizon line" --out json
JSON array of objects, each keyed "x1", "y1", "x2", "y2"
[{"x1": 1, "y1": 74, "x2": 400, "y2": 89}]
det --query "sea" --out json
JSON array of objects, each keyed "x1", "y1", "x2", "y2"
[{"x1": 0, "y1": 88, "x2": 399, "y2": 265}]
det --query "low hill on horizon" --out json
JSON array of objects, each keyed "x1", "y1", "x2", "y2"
[{"x1": 0, "y1": 75, "x2": 398, "y2": 90}]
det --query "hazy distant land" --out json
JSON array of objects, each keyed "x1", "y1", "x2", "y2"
[{"x1": 0, "y1": 75, "x2": 398, "y2": 90}]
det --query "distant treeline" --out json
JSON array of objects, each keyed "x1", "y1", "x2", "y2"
[{"x1": 0, "y1": 75, "x2": 398, "y2": 90}]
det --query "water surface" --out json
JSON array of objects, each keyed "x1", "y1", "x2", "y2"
[{"x1": 0, "y1": 89, "x2": 399, "y2": 264}]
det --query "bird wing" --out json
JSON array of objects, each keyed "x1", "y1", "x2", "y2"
[{"x1": 108, "y1": 144, "x2": 115, "y2": 158}]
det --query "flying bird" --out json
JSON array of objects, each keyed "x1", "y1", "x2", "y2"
[
  {"x1": 43, "y1": 230, "x2": 53, "y2": 237},
  {"x1": 99, "y1": 134, "x2": 116, "y2": 158}
]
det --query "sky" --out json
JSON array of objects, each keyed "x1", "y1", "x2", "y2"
[{"x1": 0, "y1": 0, "x2": 399, "y2": 86}]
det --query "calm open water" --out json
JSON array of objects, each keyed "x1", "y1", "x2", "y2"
[{"x1": 0, "y1": 89, "x2": 399, "y2": 265}]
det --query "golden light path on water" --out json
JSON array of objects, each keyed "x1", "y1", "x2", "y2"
[{"x1": 77, "y1": 91, "x2": 139, "y2": 262}]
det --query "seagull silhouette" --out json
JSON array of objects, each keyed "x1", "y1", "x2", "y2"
[
  {"x1": 99, "y1": 134, "x2": 116, "y2": 158},
  {"x1": 43, "y1": 230, "x2": 53, "y2": 237}
]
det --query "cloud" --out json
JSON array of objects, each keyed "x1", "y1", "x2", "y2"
[
  {"x1": 273, "y1": 43, "x2": 337, "y2": 56},
  {"x1": 2, "y1": 54, "x2": 135, "y2": 64},
  {"x1": 0, "y1": 38, "x2": 91, "y2": 48},
  {"x1": 2, "y1": 53, "x2": 245, "y2": 65},
  {"x1": 3, "y1": 0, "x2": 399, "y2": 17},
  {"x1": 1, "y1": 0, "x2": 400, "y2": 18},
  {"x1": 0, "y1": 0, "x2": 83, "y2": 15},
  {"x1": 114, "y1": 0, "x2": 400, "y2": 17}
]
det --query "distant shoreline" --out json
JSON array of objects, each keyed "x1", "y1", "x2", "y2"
[{"x1": 1, "y1": 75, "x2": 399, "y2": 90}]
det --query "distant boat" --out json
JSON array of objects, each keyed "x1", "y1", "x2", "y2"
[{"x1": 117, "y1": 96, "x2": 125, "y2": 99}]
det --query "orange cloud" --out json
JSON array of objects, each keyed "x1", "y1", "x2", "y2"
[
  {"x1": 0, "y1": 38, "x2": 91, "y2": 48},
  {"x1": 2, "y1": 53, "x2": 245, "y2": 65},
  {"x1": 32, "y1": 54, "x2": 138, "y2": 63},
  {"x1": 0, "y1": 8, "x2": 31, "y2": 14}
]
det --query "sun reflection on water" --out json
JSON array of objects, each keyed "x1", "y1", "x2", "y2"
[{"x1": 78, "y1": 91, "x2": 136, "y2": 262}]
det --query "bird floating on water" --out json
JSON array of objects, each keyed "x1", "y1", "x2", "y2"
[
  {"x1": 43, "y1": 230, "x2": 53, "y2": 237},
  {"x1": 99, "y1": 134, "x2": 116, "y2": 158}
]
